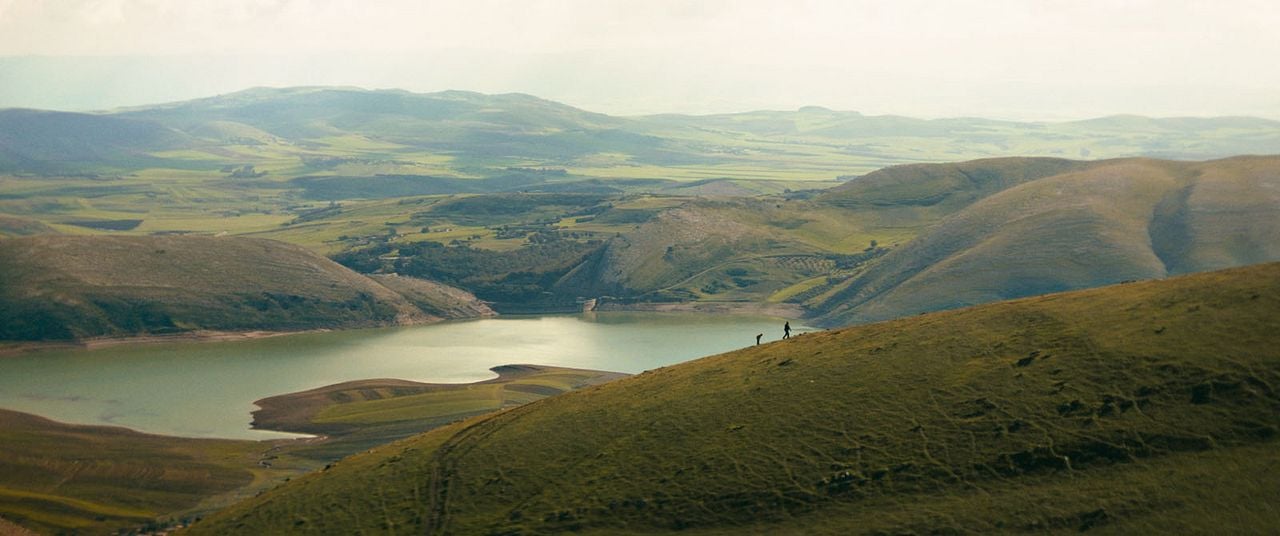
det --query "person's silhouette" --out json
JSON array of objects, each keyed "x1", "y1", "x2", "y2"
[
  {"x1": 756, "y1": 333, "x2": 763, "y2": 345},
  {"x1": 783, "y1": 321, "x2": 792, "y2": 339}
]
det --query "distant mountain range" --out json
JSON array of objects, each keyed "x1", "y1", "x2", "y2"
[{"x1": 2, "y1": 86, "x2": 1278, "y2": 176}]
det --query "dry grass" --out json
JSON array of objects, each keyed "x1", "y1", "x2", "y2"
[
  {"x1": 0, "y1": 235, "x2": 489, "y2": 341},
  {"x1": 813, "y1": 155, "x2": 1280, "y2": 325},
  {"x1": 0, "y1": 410, "x2": 292, "y2": 535}
]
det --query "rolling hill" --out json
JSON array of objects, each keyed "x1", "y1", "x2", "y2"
[
  {"x1": 811, "y1": 155, "x2": 1280, "y2": 325},
  {"x1": 542, "y1": 155, "x2": 1279, "y2": 318},
  {"x1": 0, "y1": 235, "x2": 489, "y2": 341},
  {"x1": 1, "y1": 86, "x2": 1277, "y2": 181},
  {"x1": 0, "y1": 109, "x2": 190, "y2": 172},
  {"x1": 0, "y1": 365, "x2": 624, "y2": 536},
  {"x1": 188, "y1": 262, "x2": 1280, "y2": 535},
  {"x1": 0, "y1": 408, "x2": 275, "y2": 536}
]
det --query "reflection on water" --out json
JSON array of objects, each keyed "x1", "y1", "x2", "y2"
[{"x1": 0, "y1": 313, "x2": 806, "y2": 439}]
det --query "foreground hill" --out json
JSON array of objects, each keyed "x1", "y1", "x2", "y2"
[
  {"x1": 0, "y1": 366, "x2": 621, "y2": 535},
  {"x1": 191, "y1": 262, "x2": 1280, "y2": 534},
  {"x1": 812, "y1": 155, "x2": 1280, "y2": 325},
  {"x1": 0, "y1": 235, "x2": 489, "y2": 341},
  {"x1": 0, "y1": 409, "x2": 273, "y2": 535}
]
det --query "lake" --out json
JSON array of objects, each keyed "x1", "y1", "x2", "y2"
[{"x1": 0, "y1": 312, "x2": 805, "y2": 440}]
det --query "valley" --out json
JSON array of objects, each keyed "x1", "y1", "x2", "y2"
[
  {"x1": 0, "y1": 363, "x2": 630, "y2": 536},
  {"x1": 3, "y1": 88, "x2": 1277, "y2": 332},
  {"x1": 1, "y1": 87, "x2": 1278, "y2": 535},
  {"x1": 0, "y1": 314, "x2": 797, "y2": 533}
]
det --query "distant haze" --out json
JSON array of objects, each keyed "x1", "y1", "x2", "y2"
[{"x1": 1, "y1": 0, "x2": 1278, "y2": 120}]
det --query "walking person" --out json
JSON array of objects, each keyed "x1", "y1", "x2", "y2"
[
  {"x1": 756, "y1": 333, "x2": 763, "y2": 345},
  {"x1": 783, "y1": 321, "x2": 791, "y2": 339}
]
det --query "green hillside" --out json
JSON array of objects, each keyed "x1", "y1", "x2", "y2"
[
  {"x1": 0, "y1": 235, "x2": 487, "y2": 341},
  {"x1": 812, "y1": 155, "x2": 1280, "y2": 325},
  {"x1": 0, "y1": 365, "x2": 628, "y2": 536},
  {"x1": 0, "y1": 409, "x2": 283, "y2": 535},
  {"x1": 188, "y1": 262, "x2": 1280, "y2": 535},
  {"x1": 250, "y1": 365, "x2": 628, "y2": 462}
]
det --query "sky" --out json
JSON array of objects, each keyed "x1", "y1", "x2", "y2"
[{"x1": 0, "y1": 0, "x2": 1278, "y2": 119}]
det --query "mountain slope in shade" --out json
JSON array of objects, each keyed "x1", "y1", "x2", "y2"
[
  {"x1": 0, "y1": 109, "x2": 189, "y2": 171},
  {"x1": 189, "y1": 262, "x2": 1280, "y2": 535},
  {"x1": 813, "y1": 155, "x2": 1280, "y2": 325},
  {"x1": 0, "y1": 235, "x2": 487, "y2": 341}
]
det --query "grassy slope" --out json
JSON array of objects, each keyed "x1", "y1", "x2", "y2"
[
  {"x1": 554, "y1": 198, "x2": 902, "y2": 302},
  {"x1": 815, "y1": 156, "x2": 1092, "y2": 213},
  {"x1": 189, "y1": 262, "x2": 1280, "y2": 535},
  {"x1": 0, "y1": 366, "x2": 627, "y2": 535},
  {"x1": 0, "y1": 409, "x2": 289, "y2": 535},
  {"x1": 554, "y1": 158, "x2": 1115, "y2": 303},
  {"x1": 251, "y1": 365, "x2": 628, "y2": 462},
  {"x1": 0, "y1": 216, "x2": 55, "y2": 238},
  {"x1": 0, "y1": 235, "x2": 445, "y2": 341},
  {"x1": 813, "y1": 156, "x2": 1280, "y2": 325},
  {"x1": 367, "y1": 274, "x2": 495, "y2": 319}
]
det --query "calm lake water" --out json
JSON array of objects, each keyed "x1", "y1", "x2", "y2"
[{"x1": 0, "y1": 313, "x2": 805, "y2": 440}]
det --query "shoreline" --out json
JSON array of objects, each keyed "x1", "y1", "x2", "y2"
[
  {"x1": 249, "y1": 363, "x2": 630, "y2": 436},
  {"x1": 1, "y1": 302, "x2": 812, "y2": 356},
  {"x1": 0, "y1": 328, "x2": 332, "y2": 358},
  {"x1": 590, "y1": 300, "x2": 806, "y2": 318}
]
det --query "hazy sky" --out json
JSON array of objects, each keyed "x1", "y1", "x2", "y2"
[{"x1": 1, "y1": 0, "x2": 1278, "y2": 119}]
